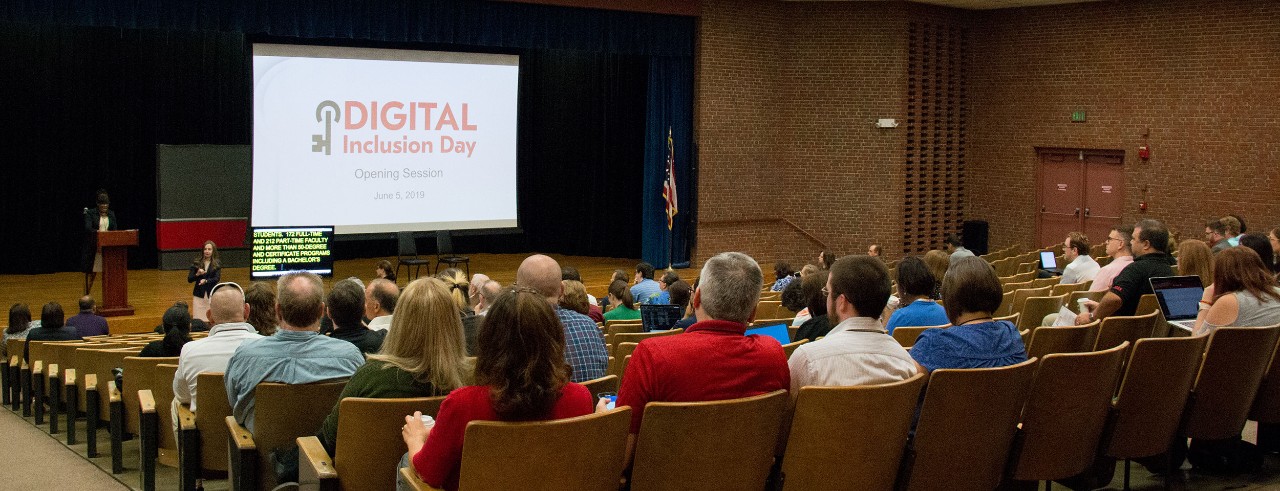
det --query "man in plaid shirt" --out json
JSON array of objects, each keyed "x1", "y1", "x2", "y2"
[{"x1": 516, "y1": 254, "x2": 608, "y2": 382}]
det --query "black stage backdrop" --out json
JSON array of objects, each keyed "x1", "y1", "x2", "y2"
[{"x1": 0, "y1": 23, "x2": 651, "y2": 274}]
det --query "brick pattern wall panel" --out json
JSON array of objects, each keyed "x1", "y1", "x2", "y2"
[{"x1": 968, "y1": 0, "x2": 1280, "y2": 248}]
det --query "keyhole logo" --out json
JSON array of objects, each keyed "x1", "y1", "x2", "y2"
[{"x1": 312, "y1": 101, "x2": 342, "y2": 155}]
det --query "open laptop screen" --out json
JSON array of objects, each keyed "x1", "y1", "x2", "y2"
[
  {"x1": 745, "y1": 323, "x2": 791, "y2": 346},
  {"x1": 1150, "y1": 276, "x2": 1204, "y2": 321},
  {"x1": 639, "y1": 304, "x2": 684, "y2": 332},
  {"x1": 1039, "y1": 251, "x2": 1058, "y2": 270}
]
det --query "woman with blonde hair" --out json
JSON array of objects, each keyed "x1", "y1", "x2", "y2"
[
  {"x1": 922, "y1": 250, "x2": 950, "y2": 300},
  {"x1": 1177, "y1": 239, "x2": 1214, "y2": 288},
  {"x1": 316, "y1": 277, "x2": 470, "y2": 454},
  {"x1": 436, "y1": 268, "x2": 471, "y2": 313}
]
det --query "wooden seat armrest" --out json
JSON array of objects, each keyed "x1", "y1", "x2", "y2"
[
  {"x1": 399, "y1": 466, "x2": 444, "y2": 491},
  {"x1": 64, "y1": 369, "x2": 76, "y2": 386},
  {"x1": 33, "y1": 361, "x2": 43, "y2": 376},
  {"x1": 84, "y1": 373, "x2": 97, "y2": 392},
  {"x1": 226, "y1": 415, "x2": 256, "y2": 451},
  {"x1": 20, "y1": 360, "x2": 28, "y2": 370},
  {"x1": 8, "y1": 356, "x2": 17, "y2": 367},
  {"x1": 108, "y1": 379, "x2": 121, "y2": 404},
  {"x1": 177, "y1": 403, "x2": 197, "y2": 431},
  {"x1": 297, "y1": 436, "x2": 338, "y2": 484},
  {"x1": 139, "y1": 389, "x2": 156, "y2": 414},
  {"x1": 47, "y1": 364, "x2": 59, "y2": 378}
]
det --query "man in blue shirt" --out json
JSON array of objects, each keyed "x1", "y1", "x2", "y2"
[
  {"x1": 630, "y1": 262, "x2": 662, "y2": 304},
  {"x1": 224, "y1": 272, "x2": 364, "y2": 433},
  {"x1": 517, "y1": 254, "x2": 608, "y2": 382}
]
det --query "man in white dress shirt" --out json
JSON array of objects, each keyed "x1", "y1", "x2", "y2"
[
  {"x1": 787, "y1": 255, "x2": 920, "y2": 394},
  {"x1": 364, "y1": 278, "x2": 398, "y2": 331},
  {"x1": 171, "y1": 283, "x2": 263, "y2": 430},
  {"x1": 1059, "y1": 232, "x2": 1101, "y2": 285}
]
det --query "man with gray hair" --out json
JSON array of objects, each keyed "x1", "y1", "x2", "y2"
[
  {"x1": 461, "y1": 279, "x2": 502, "y2": 355},
  {"x1": 224, "y1": 272, "x2": 364, "y2": 432},
  {"x1": 364, "y1": 278, "x2": 398, "y2": 331},
  {"x1": 616, "y1": 252, "x2": 790, "y2": 434}
]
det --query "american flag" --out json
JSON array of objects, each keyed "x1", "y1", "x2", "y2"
[{"x1": 663, "y1": 127, "x2": 678, "y2": 230}]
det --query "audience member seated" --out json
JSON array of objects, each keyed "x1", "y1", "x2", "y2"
[
  {"x1": 461, "y1": 279, "x2": 501, "y2": 356},
  {"x1": 651, "y1": 271, "x2": 680, "y2": 304},
  {"x1": 780, "y1": 279, "x2": 806, "y2": 324},
  {"x1": 1206, "y1": 218, "x2": 1231, "y2": 254},
  {"x1": 817, "y1": 250, "x2": 836, "y2": 271},
  {"x1": 173, "y1": 283, "x2": 263, "y2": 427},
  {"x1": 616, "y1": 251, "x2": 789, "y2": 434},
  {"x1": 318, "y1": 277, "x2": 470, "y2": 455},
  {"x1": 630, "y1": 262, "x2": 661, "y2": 304},
  {"x1": 436, "y1": 268, "x2": 471, "y2": 315},
  {"x1": 560, "y1": 280, "x2": 603, "y2": 324},
  {"x1": 672, "y1": 279, "x2": 699, "y2": 331},
  {"x1": 910, "y1": 257, "x2": 1028, "y2": 371},
  {"x1": 24, "y1": 302, "x2": 80, "y2": 361},
  {"x1": 1178, "y1": 239, "x2": 1214, "y2": 288},
  {"x1": 1223, "y1": 215, "x2": 1243, "y2": 247},
  {"x1": 224, "y1": 272, "x2": 364, "y2": 433},
  {"x1": 399, "y1": 286, "x2": 593, "y2": 491},
  {"x1": 1090, "y1": 224, "x2": 1135, "y2": 292},
  {"x1": 559, "y1": 267, "x2": 596, "y2": 306},
  {"x1": 376, "y1": 259, "x2": 397, "y2": 284},
  {"x1": 922, "y1": 250, "x2": 949, "y2": 299},
  {"x1": 324, "y1": 277, "x2": 386, "y2": 354},
  {"x1": 1076, "y1": 219, "x2": 1175, "y2": 325},
  {"x1": 245, "y1": 281, "x2": 278, "y2": 336},
  {"x1": 1059, "y1": 232, "x2": 1100, "y2": 284},
  {"x1": 788, "y1": 255, "x2": 919, "y2": 392},
  {"x1": 518, "y1": 254, "x2": 608, "y2": 382},
  {"x1": 467, "y1": 273, "x2": 491, "y2": 312},
  {"x1": 1240, "y1": 232, "x2": 1278, "y2": 278},
  {"x1": 3, "y1": 303, "x2": 35, "y2": 358},
  {"x1": 603, "y1": 280, "x2": 640, "y2": 322},
  {"x1": 140, "y1": 303, "x2": 193, "y2": 357},
  {"x1": 943, "y1": 233, "x2": 974, "y2": 265},
  {"x1": 365, "y1": 278, "x2": 399, "y2": 332},
  {"x1": 792, "y1": 271, "x2": 832, "y2": 342},
  {"x1": 868, "y1": 244, "x2": 882, "y2": 257},
  {"x1": 885, "y1": 257, "x2": 949, "y2": 334},
  {"x1": 65, "y1": 295, "x2": 108, "y2": 337},
  {"x1": 1193, "y1": 247, "x2": 1280, "y2": 337},
  {"x1": 1270, "y1": 227, "x2": 1280, "y2": 273},
  {"x1": 770, "y1": 261, "x2": 796, "y2": 292}
]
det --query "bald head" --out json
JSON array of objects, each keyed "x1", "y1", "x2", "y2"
[
  {"x1": 208, "y1": 286, "x2": 249, "y2": 325},
  {"x1": 516, "y1": 254, "x2": 563, "y2": 303},
  {"x1": 364, "y1": 278, "x2": 399, "y2": 319}
]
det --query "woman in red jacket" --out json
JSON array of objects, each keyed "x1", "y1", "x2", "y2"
[{"x1": 399, "y1": 286, "x2": 594, "y2": 490}]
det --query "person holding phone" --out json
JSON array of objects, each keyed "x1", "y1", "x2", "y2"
[{"x1": 188, "y1": 240, "x2": 222, "y2": 321}]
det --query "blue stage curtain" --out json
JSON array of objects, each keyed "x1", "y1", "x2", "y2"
[
  {"x1": 0, "y1": 0, "x2": 694, "y2": 57},
  {"x1": 640, "y1": 55, "x2": 694, "y2": 269}
]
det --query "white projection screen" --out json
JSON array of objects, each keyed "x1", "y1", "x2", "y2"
[{"x1": 252, "y1": 44, "x2": 519, "y2": 234}]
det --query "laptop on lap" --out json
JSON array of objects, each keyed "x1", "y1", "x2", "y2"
[
  {"x1": 1149, "y1": 275, "x2": 1205, "y2": 334},
  {"x1": 1039, "y1": 251, "x2": 1063, "y2": 275}
]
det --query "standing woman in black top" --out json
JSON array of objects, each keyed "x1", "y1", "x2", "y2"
[
  {"x1": 188, "y1": 240, "x2": 221, "y2": 322},
  {"x1": 82, "y1": 190, "x2": 118, "y2": 294}
]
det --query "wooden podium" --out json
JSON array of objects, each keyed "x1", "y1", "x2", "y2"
[{"x1": 98, "y1": 229, "x2": 138, "y2": 317}]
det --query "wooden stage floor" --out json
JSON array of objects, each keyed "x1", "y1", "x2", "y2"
[{"x1": 1, "y1": 253, "x2": 694, "y2": 334}]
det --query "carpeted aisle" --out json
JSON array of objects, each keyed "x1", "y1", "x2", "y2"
[{"x1": 0, "y1": 407, "x2": 129, "y2": 490}]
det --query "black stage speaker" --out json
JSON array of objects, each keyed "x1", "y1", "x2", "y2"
[{"x1": 962, "y1": 220, "x2": 989, "y2": 256}]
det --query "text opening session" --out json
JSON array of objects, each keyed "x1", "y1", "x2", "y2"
[{"x1": 251, "y1": 44, "x2": 520, "y2": 236}]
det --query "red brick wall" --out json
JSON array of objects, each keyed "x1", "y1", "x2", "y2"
[
  {"x1": 968, "y1": 0, "x2": 1280, "y2": 250},
  {"x1": 696, "y1": 0, "x2": 1279, "y2": 267}
]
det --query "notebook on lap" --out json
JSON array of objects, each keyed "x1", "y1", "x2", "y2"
[{"x1": 1149, "y1": 275, "x2": 1204, "y2": 333}]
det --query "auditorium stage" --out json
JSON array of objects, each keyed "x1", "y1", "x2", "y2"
[{"x1": 0, "y1": 253, "x2": 692, "y2": 334}]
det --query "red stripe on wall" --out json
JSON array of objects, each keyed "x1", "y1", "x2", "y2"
[{"x1": 156, "y1": 220, "x2": 249, "y2": 250}]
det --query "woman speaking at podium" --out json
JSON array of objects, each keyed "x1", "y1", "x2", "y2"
[
  {"x1": 188, "y1": 241, "x2": 222, "y2": 321},
  {"x1": 82, "y1": 190, "x2": 117, "y2": 294}
]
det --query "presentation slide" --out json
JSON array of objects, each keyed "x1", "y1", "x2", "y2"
[
  {"x1": 250, "y1": 226, "x2": 335, "y2": 278},
  {"x1": 252, "y1": 44, "x2": 519, "y2": 234}
]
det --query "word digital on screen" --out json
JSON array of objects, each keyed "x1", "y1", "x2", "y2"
[
  {"x1": 251, "y1": 227, "x2": 335, "y2": 278},
  {"x1": 252, "y1": 44, "x2": 519, "y2": 235}
]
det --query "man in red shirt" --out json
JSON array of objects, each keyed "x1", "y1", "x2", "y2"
[{"x1": 616, "y1": 251, "x2": 790, "y2": 435}]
